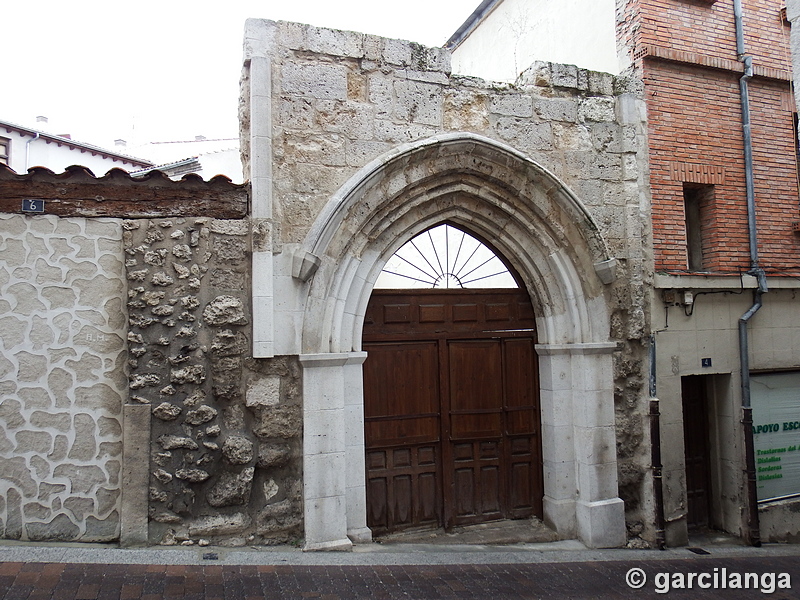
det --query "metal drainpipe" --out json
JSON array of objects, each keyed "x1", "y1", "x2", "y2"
[
  {"x1": 25, "y1": 133, "x2": 40, "y2": 171},
  {"x1": 649, "y1": 335, "x2": 666, "y2": 550},
  {"x1": 734, "y1": 0, "x2": 764, "y2": 547}
]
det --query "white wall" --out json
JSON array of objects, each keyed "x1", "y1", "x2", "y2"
[
  {"x1": 451, "y1": 0, "x2": 619, "y2": 82},
  {"x1": 2, "y1": 129, "x2": 146, "y2": 176}
]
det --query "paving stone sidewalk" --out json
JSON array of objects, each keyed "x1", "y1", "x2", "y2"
[{"x1": 2, "y1": 554, "x2": 800, "y2": 600}]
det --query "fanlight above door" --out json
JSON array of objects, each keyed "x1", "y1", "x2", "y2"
[{"x1": 374, "y1": 224, "x2": 517, "y2": 289}]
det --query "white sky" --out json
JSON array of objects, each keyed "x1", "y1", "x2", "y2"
[{"x1": 3, "y1": 0, "x2": 476, "y2": 153}]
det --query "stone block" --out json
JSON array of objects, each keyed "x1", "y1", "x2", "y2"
[
  {"x1": 490, "y1": 94, "x2": 533, "y2": 118},
  {"x1": 203, "y1": 296, "x2": 249, "y2": 326},
  {"x1": 26, "y1": 513, "x2": 80, "y2": 542},
  {"x1": 175, "y1": 468, "x2": 210, "y2": 483},
  {"x1": 15, "y1": 430, "x2": 53, "y2": 455},
  {"x1": 533, "y1": 98, "x2": 578, "y2": 123},
  {"x1": 579, "y1": 97, "x2": 616, "y2": 123},
  {"x1": 257, "y1": 443, "x2": 292, "y2": 468},
  {"x1": 67, "y1": 414, "x2": 96, "y2": 460},
  {"x1": 53, "y1": 464, "x2": 107, "y2": 494},
  {"x1": 207, "y1": 468, "x2": 255, "y2": 507},
  {"x1": 222, "y1": 436, "x2": 255, "y2": 465},
  {"x1": 185, "y1": 405, "x2": 217, "y2": 426},
  {"x1": 253, "y1": 405, "x2": 302, "y2": 439},
  {"x1": 281, "y1": 62, "x2": 348, "y2": 101},
  {"x1": 245, "y1": 376, "x2": 281, "y2": 408},
  {"x1": 393, "y1": 80, "x2": 443, "y2": 126},
  {"x1": 188, "y1": 513, "x2": 251, "y2": 537}
]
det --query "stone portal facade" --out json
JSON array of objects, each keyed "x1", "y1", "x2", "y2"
[
  {"x1": 1, "y1": 20, "x2": 653, "y2": 549},
  {"x1": 242, "y1": 20, "x2": 651, "y2": 549}
]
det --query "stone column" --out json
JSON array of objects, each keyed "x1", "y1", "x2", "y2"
[
  {"x1": 343, "y1": 352, "x2": 371, "y2": 542},
  {"x1": 537, "y1": 343, "x2": 626, "y2": 548},
  {"x1": 246, "y1": 19, "x2": 276, "y2": 358},
  {"x1": 299, "y1": 353, "x2": 353, "y2": 551},
  {"x1": 120, "y1": 404, "x2": 151, "y2": 547}
]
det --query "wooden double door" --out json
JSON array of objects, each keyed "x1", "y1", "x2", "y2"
[{"x1": 363, "y1": 289, "x2": 543, "y2": 535}]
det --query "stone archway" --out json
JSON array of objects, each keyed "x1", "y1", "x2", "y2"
[{"x1": 294, "y1": 133, "x2": 625, "y2": 550}]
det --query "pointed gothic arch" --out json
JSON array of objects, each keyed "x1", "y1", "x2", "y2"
[{"x1": 294, "y1": 133, "x2": 625, "y2": 550}]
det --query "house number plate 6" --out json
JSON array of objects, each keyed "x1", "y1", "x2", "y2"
[{"x1": 22, "y1": 199, "x2": 45, "y2": 213}]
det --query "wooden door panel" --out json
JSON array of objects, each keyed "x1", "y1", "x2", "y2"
[
  {"x1": 504, "y1": 339, "x2": 538, "y2": 408},
  {"x1": 365, "y1": 445, "x2": 441, "y2": 534},
  {"x1": 448, "y1": 340, "x2": 503, "y2": 413},
  {"x1": 364, "y1": 341, "x2": 439, "y2": 419},
  {"x1": 364, "y1": 289, "x2": 543, "y2": 534}
]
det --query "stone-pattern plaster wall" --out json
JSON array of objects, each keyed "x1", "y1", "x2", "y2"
[
  {"x1": 0, "y1": 214, "x2": 126, "y2": 542},
  {"x1": 242, "y1": 21, "x2": 653, "y2": 545},
  {"x1": 123, "y1": 218, "x2": 302, "y2": 546}
]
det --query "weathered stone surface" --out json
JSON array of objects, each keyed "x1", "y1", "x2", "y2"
[
  {"x1": 257, "y1": 443, "x2": 292, "y2": 469},
  {"x1": 157, "y1": 435, "x2": 199, "y2": 451},
  {"x1": 210, "y1": 220, "x2": 249, "y2": 236},
  {"x1": 175, "y1": 468, "x2": 211, "y2": 483},
  {"x1": 207, "y1": 468, "x2": 255, "y2": 507},
  {"x1": 170, "y1": 365, "x2": 206, "y2": 385},
  {"x1": 210, "y1": 269, "x2": 246, "y2": 289},
  {"x1": 212, "y1": 237, "x2": 247, "y2": 262},
  {"x1": 152, "y1": 402, "x2": 182, "y2": 421},
  {"x1": 5, "y1": 488, "x2": 22, "y2": 540},
  {"x1": 96, "y1": 487, "x2": 120, "y2": 516},
  {"x1": 83, "y1": 511, "x2": 119, "y2": 541},
  {"x1": 67, "y1": 413, "x2": 96, "y2": 460},
  {"x1": 23, "y1": 502, "x2": 51, "y2": 520},
  {"x1": 252, "y1": 405, "x2": 302, "y2": 439},
  {"x1": 64, "y1": 497, "x2": 96, "y2": 521},
  {"x1": 245, "y1": 376, "x2": 280, "y2": 408},
  {"x1": 27, "y1": 513, "x2": 80, "y2": 542},
  {"x1": 53, "y1": 464, "x2": 107, "y2": 494},
  {"x1": 211, "y1": 330, "x2": 249, "y2": 357},
  {"x1": 15, "y1": 431, "x2": 53, "y2": 455},
  {"x1": 202, "y1": 296, "x2": 249, "y2": 326},
  {"x1": 222, "y1": 436, "x2": 255, "y2": 465},
  {"x1": 153, "y1": 469, "x2": 173, "y2": 484},
  {"x1": 153, "y1": 511, "x2": 183, "y2": 524},
  {"x1": 188, "y1": 513, "x2": 251, "y2": 537},
  {"x1": 48, "y1": 435, "x2": 69, "y2": 462},
  {"x1": 0, "y1": 399, "x2": 25, "y2": 429},
  {"x1": 30, "y1": 410, "x2": 72, "y2": 432},
  {"x1": 38, "y1": 482, "x2": 66, "y2": 501},
  {"x1": 185, "y1": 405, "x2": 218, "y2": 426},
  {"x1": 151, "y1": 272, "x2": 175, "y2": 286},
  {"x1": 255, "y1": 499, "x2": 301, "y2": 537}
]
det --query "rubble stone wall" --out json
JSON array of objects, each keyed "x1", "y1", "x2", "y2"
[
  {"x1": 0, "y1": 214, "x2": 126, "y2": 542},
  {"x1": 123, "y1": 217, "x2": 302, "y2": 546}
]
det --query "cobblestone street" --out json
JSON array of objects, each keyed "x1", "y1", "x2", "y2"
[{"x1": 2, "y1": 553, "x2": 799, "y2": 599}]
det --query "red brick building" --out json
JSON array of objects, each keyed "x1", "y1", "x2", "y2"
[{"x1": 620, "y1": 0, "x2": 798, "y2": 275}]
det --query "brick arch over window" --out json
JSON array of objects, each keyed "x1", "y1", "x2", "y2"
[{"x1": 295, "y1": 133, "x2": 626, "y2": 551}]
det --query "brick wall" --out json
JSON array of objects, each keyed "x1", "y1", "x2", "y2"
[
  {"x1": 633, "y1": 0, "x2": 791, "y2": 73},
  {"x1": 634, "y1": 0, "x2": 800, "y2": 273}
]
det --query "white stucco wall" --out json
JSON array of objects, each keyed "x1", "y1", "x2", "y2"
[
  {"x1": 451, "y1": 0, "x2": 619, "y2": 82},
  {"x1": 0, "y1": 215, "x2": 127, "y2": 542},
  {"x1": 1, "y1": 129, "x2": 146, "y2": 176}
]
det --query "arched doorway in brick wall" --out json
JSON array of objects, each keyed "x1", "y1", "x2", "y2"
[{"x1": 295, "y1": 133, "x2": 626, "y2": 551}]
